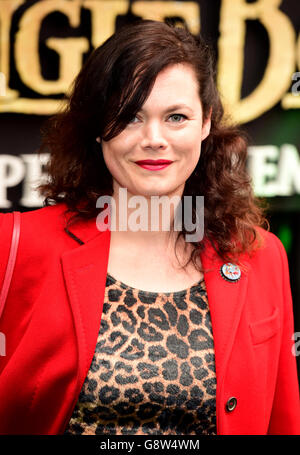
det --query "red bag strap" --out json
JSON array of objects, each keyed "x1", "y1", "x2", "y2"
[{"x1": 0, "y1": 211, "x2": 21, "y2": 319}]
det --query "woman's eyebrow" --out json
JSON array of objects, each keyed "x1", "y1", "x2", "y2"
[{"x1": 140, "y1": 104, "x2": 194, "y2": 113}]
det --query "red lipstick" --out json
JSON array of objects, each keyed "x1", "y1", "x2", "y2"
[{"x1": 135, "y1": 159, "x2": 173, "y2": 171}]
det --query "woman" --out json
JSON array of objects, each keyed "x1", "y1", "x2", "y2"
[{"x1": 0, "y1": 19, "x2": 299, "y2": 435}]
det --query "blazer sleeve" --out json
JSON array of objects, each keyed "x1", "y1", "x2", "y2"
[{"x1": 267, "y1": 235, "x2": 300, "y2": 434}]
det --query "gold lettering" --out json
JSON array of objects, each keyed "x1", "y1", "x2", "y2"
[
  {"x1": 0, "y1": 98, "x2": 64, "y2": 114},
  {"x1": 83, "y1": 0, "x2": 129, "y2": 49},
  {"x1": 0, "y1": 0, "x2": 24, "y2": 101},
  {"x1": 218, "y1": 0, "x2": 295, "y2": 124},
  {"x1": 14, "y1": 0, "x2": 89, "y2": 95},
  {"x1": 46, "y1": 38, "x2": 89, "y2": 94},
  {"x1": 1, "y1": 0, "x2": 298, "y2": 117},
  {"x1": 131, "y1": 1, "x2": 200, "y2": 35}
]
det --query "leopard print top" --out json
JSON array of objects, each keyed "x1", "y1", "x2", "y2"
[{"x1": 64, "y1": 272, "x2": 217, "y2": 435}]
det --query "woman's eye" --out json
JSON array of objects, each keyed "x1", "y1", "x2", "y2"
[
  {"x1": 128, "y1": 113, "x2": 187, "y2": 124},
  {"x1": 169, "y1": 113, "x2": 187, "y2": 122},
  {"x1": 128, "y1": 116, "x2": 139, "y2": 124}
]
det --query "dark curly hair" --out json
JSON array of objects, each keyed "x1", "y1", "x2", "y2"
[{"x1": 36, "y1": 19, "x2": 268, "y2": 269}]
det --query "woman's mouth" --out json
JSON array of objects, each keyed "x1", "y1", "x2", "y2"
[{"x1": 135, "y1": 159, "x2": 173, "y2": 171}]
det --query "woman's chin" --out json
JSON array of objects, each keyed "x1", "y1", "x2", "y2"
[{"x1": 131, "y1": 187, "x2": 181, "y2": 198}]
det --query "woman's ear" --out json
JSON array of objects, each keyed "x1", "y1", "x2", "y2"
[
  {"x1": 201, "y1": 108, "x2": 212, "y2": 141},
  {"x1": 96, "y1": 137, "x2": 101, "y2": 143}
]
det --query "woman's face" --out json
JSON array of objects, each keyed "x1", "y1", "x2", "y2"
[{"x1": 99, "y1": 63, "x2": 211, "y2": 199}]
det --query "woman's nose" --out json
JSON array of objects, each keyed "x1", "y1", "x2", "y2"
[{"x1": 140, "y1": 121, "x2": 168, "y2": 150}]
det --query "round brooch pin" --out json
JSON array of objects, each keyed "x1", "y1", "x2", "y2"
[{"x1": 220, "y1": 263, "x2": 241, "y2": 283}]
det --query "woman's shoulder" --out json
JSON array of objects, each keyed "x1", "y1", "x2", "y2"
[
  {"x1": 0, "y1": 204, "x2": 66, "y2": 292},
  {"x1": 0, "y1": 202, "x2": 68, "y2": 231},
  {"x1": 255, "y1": 226, "x2": 287, "y2": 257},
  {"x1": 248, "y1": 226, "x2": 289, "y2": 276},
  {"x1": 0, "y1": 201, "x2": 102, "y2": 257},
  {"x1": 0, "y1": 203, "x2": 69, "y2": 259}
]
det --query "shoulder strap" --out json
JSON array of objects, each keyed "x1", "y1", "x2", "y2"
[{"x1": 0, "y1": 211, "x2": 21, "y2": 319}]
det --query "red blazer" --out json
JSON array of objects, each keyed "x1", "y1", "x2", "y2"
[{"x1": 0, "y1": 203, "x2": 299, "y2": 435}]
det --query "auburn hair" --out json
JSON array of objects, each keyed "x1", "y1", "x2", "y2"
[{"x1": 36, "y1": 19, "x2": 268, "y2": 269}]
